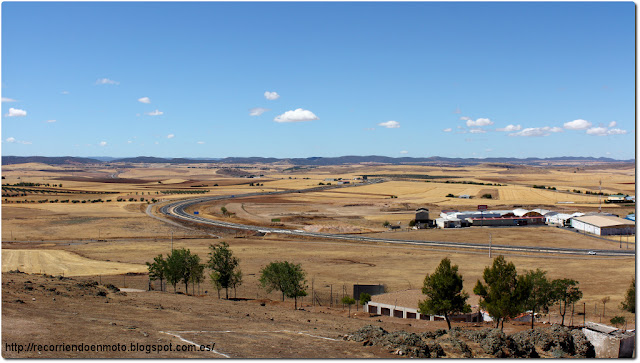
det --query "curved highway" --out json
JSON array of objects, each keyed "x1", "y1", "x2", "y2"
[{"x1": 156, "y1": 182, "x2": 635, "y2": 257}]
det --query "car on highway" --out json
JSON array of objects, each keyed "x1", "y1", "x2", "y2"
[{"x1": 588, "y1": 251, "x2": 597, "y2": 255}]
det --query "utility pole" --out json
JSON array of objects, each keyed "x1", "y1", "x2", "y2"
[
  {"x1": 171, "y1": 231, "x2": 174, "y2": 251},
  {"x1": 598, "y1": 180, "x2": 602, "y2": 213},
  {"x1": 489, "y1": 233, "x2": 492, "y2": 258}
]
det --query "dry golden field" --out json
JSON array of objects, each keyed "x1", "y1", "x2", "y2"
[{"x1": 1, "y1": 161, "x2": 636, "y2": 328}]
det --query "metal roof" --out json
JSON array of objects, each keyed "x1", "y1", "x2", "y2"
[{"x1": 573, "y1": 215, "x2": 635, "y2": 228}]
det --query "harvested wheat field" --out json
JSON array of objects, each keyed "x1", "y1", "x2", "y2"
[{"x1": 2, "y1": 250, "x2": 148, "y2": 276}]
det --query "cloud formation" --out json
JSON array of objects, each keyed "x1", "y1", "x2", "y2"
[
  {"x1": 586, "y1": 127, "x2": 628, "y2": 136},
  {"x1": 586, "y1": 127, "x2": 608, "y2": 136},
  {"x1": 145, "y1": 110, "x2": 163, "y2": 116},
  {"x1": 46, "y1": 119, "x2": 56, "y2": 123},
  {"x1": 400, "y1": 150, "x2": 408, "y2": 154},
  {"x1": 167, "y1": 134, "x2": 175, "y2": 139},
  {"x1": 249, "y1": 107, "x2": 270, "y2": 116},
  {"x1": 509, "y1": 126, "x2": 563, "y2": 137},
  {"x1": 264, "y1": 91, "x2": 280, "y2": 100},
  {"x1": 5, "y1": 108, "x2": 27, "y2": 117},
  {"x1": 5, "y1": 137, "x2": 31, "y2": 145},
  {"x1": 469, "y1": 128, "x2": 486, "y2": 134},
  {"x1": 564, "y1": 119, "x2": 592, "y2": 130},
  {"x1": 197, "y1": 141, "x2": 205, "y2": 144},
  {"x1": 442, "y1": 128, "x2": 452, "y2": 132},
  {"x1": 496, "y1": 124, "x2": 522, "y2": 132},
  {"x1": 1, "y1": 97, "x2": 16, "y2": 102},
  {"x1": 138, "y1": 97, "x2": 151, "y2": 104},
  {"x1": 378, "y1": 120, "x2": 400, "y2": 129},
  {"x1": 99, "y1": 141, "x2": 107, "y2": 146},
  {"x1": 608, "y1": 121, "x2": 617, "y2": 128},
  {"x1": 96, "y1": 78, "x2": 119, "y2": 85},
  {"x1": 607, "y1": 128, "x2": 627, "y2": 135},
  {"x1": 274, "y1": 108, "x2": 319, "y2": 123},
  {"x1": 466, "y1": 118, "x2": 493, "y2": 127}
]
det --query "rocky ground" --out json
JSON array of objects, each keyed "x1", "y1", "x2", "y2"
[{"x1": 345, "y1": 324, "x2": 596, "y2": 358}]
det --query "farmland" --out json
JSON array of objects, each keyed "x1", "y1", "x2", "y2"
[{"x1": 1, "y1": 160, "x2": 636, "y2": 357}]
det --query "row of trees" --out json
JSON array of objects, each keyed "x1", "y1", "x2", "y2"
[
  {"x1": 419, "y1": 256, "x2": 634, "y2": 330},
  {"x1": 147, "y1": 242, "x2": 309, "y2": 308}
]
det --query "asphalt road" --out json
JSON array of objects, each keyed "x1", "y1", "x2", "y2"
[{"x1": 154, "y1": 181, "x2": 635, "y2": 257}]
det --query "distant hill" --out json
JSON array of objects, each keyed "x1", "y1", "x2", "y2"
[
  {"x1": 2, "y1": 156, "x2": 102, "y2": 165},
  {"x1": 2, "y1": 155, "x2": 634, "y2": 166}
]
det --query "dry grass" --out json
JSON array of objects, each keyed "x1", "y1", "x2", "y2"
[{"x1": 2, "y1": 249, "x2": 147, "y2": 276}]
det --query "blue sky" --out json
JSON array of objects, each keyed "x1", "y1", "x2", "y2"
[{"x1": 1, "y1": 2, "x2": 635, "y2": 159}]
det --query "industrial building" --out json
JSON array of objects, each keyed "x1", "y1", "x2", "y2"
[
  {"x1": 414, "y1": 208, "x2": 435, "y2": 229},
  {"x1": 570, "y1": 215, "x2": 636, "y2": 236}
]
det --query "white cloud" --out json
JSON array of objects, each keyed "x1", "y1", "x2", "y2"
[
  {"x1": 496, "y1": 124, "x2": 522, "y2": 132},
  {"x1": 364, "y1": 127, "x2": 375, "y2": 131},
  {"x1": 442, "y1": 128, "x2": 452, "y2": 132},
  {"x1": 6, "y1": 137, "x2": 15, "y2": 143},
  {"x1": 466, "y1": 118, "x2": 493, "y2": 127},
  {"x1": 607, "y1": 128, "x2": 627, "y2": 135},
  {"x1": 96, "y1": 78, "x2": 119, "y2": 85},
  {"x1": 46, "y1": 119, "x2": 56, "y2": 123},
  {"x1": 99, "y1": 141, "x2": 107, "y2": 146},
  {"x1": 264, "y1": 91, "x2": 280, "y2": 100},
  {"x1": 138, "y1": 97, "x2": 151, "y2": 104},
  {"x1": 127, "y1": 140, "x2": 133, "y2": 144},
  {"x1": 61, "y1": 91, "x2": 70, "y2": 95},
  {"x1": 167, "y1": 134, "x2": 175, "y2": 139},
  {"x1": 509, "y1": 126, "x2": 561, "y2": 137},
  {"x1": 400, "y1": 150, "x2": 408, "y2": 154},
  {"x1": 469, "y1": 128, "x2": 486, "y2": 134},
  {"x1": 586, "y1": 127, "x2": 608, "y2": 136},
  {"x1": 564, "y1": 119, "x2": 592, "y2": 130},
  {"x1": 608, "y1": 121, "x2": 617, "y2": 128},
  {"x1": 460, "y1": 116, "x2": 471, "y2": 121},
  {"x1": 5, "y1": 108, "x2": 27, "y2": 117},
  {"x1": 197, "y1": 141, "x2": 205, "y2": 144},
  {"x1": 274, "y1": 108, "x2": 319, "y2": 123},
  {"x1": 249, "y1": 107, "x2": 270, "y2": 116},
  {"x1": 378, "y1": 120, "x2": 400, "y2": 129},
  {"x1": 154, "y1": 141, "x2": 159, "y2": 145},
  {"x1": 145, "y1": 109, "x2": 163, "y2": 116},
  {"x1": 1, "y1": 97, "x2": 16, "y2": 102}
]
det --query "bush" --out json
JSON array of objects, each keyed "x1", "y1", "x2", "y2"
[{"x1": 481, "y1": 194, "x2": 493, "y2": 199}]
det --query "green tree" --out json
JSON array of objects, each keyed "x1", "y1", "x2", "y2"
[
  {"x1": 342, "y1": 296, "x2": 356, "y2": 317},
  {"x1": 474, "y1": 255, "x2": 530, "y2": 330},
  {"x1": 551, "y1": 278, "x2": 583, "y2": 326},
  {"x1": 383, "y1": 221, "x2": 390, "y2": 227},
  {"x1": 610, "y1": 316, "x2": 626, "y2": 329},
  {"x1": 189, "y1": 256, "x2": 205, "y2": 295},
  {"x1": 359, "y1": 292, "x2": 372, "y2": 310},
  {"x1": 523, "y1": 269, "x2": 555, "y2": 329},
  {"x1": 259, "y1": 261, "x2": 307, "y2": 309},
  {"x1": 146, "y1": 254, "x2": 167, "y2": 292},
  {"x1": 163, "y1": 248, "x2": 203, "y2": 294},
  {"x1": 165, "y1": 248, "x2": 187, "y2": 292},
  {"x1": 418, "y1": 257, "x2": 471, "y2": 330},
  {"x1": 221, "y1": 206, "x2": 228, "y2": 217},
  {"x1": 208, "y1": 242, "x2": 241, "y2": 299},
  {"x1": 620, "y1": 278, "x2": 635, "y2": 314}
]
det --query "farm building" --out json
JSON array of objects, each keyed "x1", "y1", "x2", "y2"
[
  {"x1": 414, "y1": 208, "x2": 434, "y2": 229},
  {"x1": 546, "y1": 212, "x2": 584, "y2": 226},
  {"x1": 570, "y1": 215, "x2": 635, "y2": 236},
  {"x1": 364, "y1": 290, "x2": 482, "y2": 322},
  {"x1": 435, "y1": 217, "x2": 466, "y2": 228},
  {"x1": 606, "y1": 194, "x2": 627, "y2": 203},
  {"x1": 467, "y1": 215, "x2": 545, "y2": 226}
]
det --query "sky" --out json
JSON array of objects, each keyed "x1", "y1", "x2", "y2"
[{"x1": 1, "y1": 2, "x2": 636, "y2": 159}]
